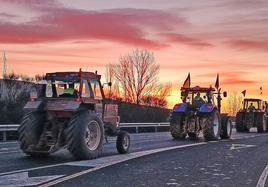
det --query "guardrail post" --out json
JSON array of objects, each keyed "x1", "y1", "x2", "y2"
[
  {"x1": 136, "y1": 126, "x2": 138, "y2": 133},
  {"x1": 155, "y1": 125, "x2": 158, "y2": 132},
  {"x1": 3, "y1": 131, "x2": 7, "y2": 142}
]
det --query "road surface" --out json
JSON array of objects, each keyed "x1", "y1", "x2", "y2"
[{"x1": 0, "y1": 129, "x2": 267, "y2": 187}]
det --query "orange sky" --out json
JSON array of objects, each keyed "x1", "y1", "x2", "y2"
[{"x1": 0, "y1": 0, "x2": 268, "y2": 107}]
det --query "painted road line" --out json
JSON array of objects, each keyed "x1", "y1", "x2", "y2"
[
  {"x1": 39, "y1": 142, "x2": 208, "y2": 187},
  {"x1": 230, "y1": 144, "x2": 256, "y2": 150},
  {"x1": 0, "y1": 141, "x2": 18, "y2": 145},
  {"x1": 257, "y1": 165, "x2": 268, "y2": 187},
  {"x1": 0, "y1": 172, "x2": 64, "y2": 187},
  {"x1": 0, "y1": 163, "x2": 71, "y2": 177},
  {"x1": 0, "y1": 150, "x2": 20, "y2": 154}
]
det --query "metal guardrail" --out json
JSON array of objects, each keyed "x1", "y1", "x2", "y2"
[
  {"x1": 0, "y1": 124, "x2": 19, "y2": 141},
  {"x1": 120, "y1": 122, "x2": 170, "y2": 133},
  {"x1": 0, "y1": 122, "x2": 235, "y2": 141},
  {"x1": 0, "y1": 123, "x2": 170, "y2": 141}
]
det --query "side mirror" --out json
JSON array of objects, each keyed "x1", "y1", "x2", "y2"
[{"x1": 223, "y1": 91, "x2": 227, "y2": 97}]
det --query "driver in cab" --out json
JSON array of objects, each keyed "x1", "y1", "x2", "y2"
[{"x1": 193, "y1": 92, "x2": 205, "y2": 108}]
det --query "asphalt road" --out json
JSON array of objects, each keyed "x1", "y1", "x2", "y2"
[{"x1": 0, "y1": 129, "x2": 267, "y2": 187}]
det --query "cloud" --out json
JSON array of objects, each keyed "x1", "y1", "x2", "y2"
[
  {"x1": 226, "y1": 39, "x2": 268, "y2": 51},
  {"x1": 0, "y1": 0, "x2": 187, "y2": 49},
  {"x1": 221, "y1": 78, "x2": 257, "y2": 85},
  {"x1": 196, "y1": 71, "x2": 257, "y2": 86},
  {"x1": 161, "y1": 33, "x2": 213, "y2": 48}
]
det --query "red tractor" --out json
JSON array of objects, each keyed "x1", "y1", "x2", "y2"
[
  {"x1": 18, "y1": 70, "x2": 130, "y2": 160},
  {"x1": 236, "y1": 98, "x2": 268, "y2": 133},
  {"x1": 170, "y1": 85, "x2": 232, "y2": 141}
]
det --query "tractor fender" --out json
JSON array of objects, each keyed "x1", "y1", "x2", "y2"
[
  {"x1": 172, "y1": 103, "x2": 187, "y2": 112},
  {"x1": 23, "y1": 100, "x2": 43, "y2": 114},
  {"x1": 199, "y1": 104, "x2": 216, "y2": 113}
]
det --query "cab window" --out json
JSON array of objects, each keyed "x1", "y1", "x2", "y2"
[
  {"x1": 89, "y1": 80, "x2": 103, "y2": 100},
  {"x1": 81, "y1": 80, "x2": 91, "y2": 97}
]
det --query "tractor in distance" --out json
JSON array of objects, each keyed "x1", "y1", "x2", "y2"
[
  {"x1": 170, "y1": 84, "x2": 232, "y2": 141},
  {"x1": 235, "y1": 98, "x2": 268, "y2": 133},
  {"x1": 18, "y1": 69, "x2": 130, "y2": 160}
]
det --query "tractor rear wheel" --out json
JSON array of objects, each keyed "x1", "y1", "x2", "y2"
[
  {"x1": 220, "y1": 116, "x2": 232, "y2": 139},
  {"x1": 257, "y1": 114, "x2": 267, "y2": 133},
  {"x1": 66, "y1": 111, "x2": 104, "y2": 160},
  {"x1": 170, "y1": 113, "x2": 186, "y2": 140},
  {"x1": 18, "y1": 112, "x2": 48, "y2": 157},
  {"x1": 202, "y1": 110, "x2": 221, "y2": 141},
  {"x1": 235, "y1": 112, "x2": 248, "y2": 132}
]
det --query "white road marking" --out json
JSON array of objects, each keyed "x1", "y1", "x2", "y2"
[
  {"x1": 0, "y1": 172, "x2": 64, "y2": 187},
  {"x1": 0, "y1": 150, "x2": 20, "y2": 154},
  {"x1": 0, "y1": 163, "x2": 69, "y2": 177},
  {"x1": 39, "y1": 142, "x2": 207, "y2": 187},
  {"x1": 230, "y1": 144, "x2": 256, "y2": 150},
  {"x1": 0, "y1": 141, "x2": 18, "y2": 145},
  {"x1": 256, "y1": 165, "x2": 268, "y2": 187}
]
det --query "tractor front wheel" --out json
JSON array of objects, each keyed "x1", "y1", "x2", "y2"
[{"x1": 116, "y1": 130, "x2": 130, "y2": 154}]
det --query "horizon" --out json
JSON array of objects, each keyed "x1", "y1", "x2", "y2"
[{"x1": 0, "y1": 0, "x2": 267, "y2": 107}]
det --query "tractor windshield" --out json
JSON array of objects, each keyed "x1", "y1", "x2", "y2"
[
  {"x1": 184, "y1": 91, "x2": 215, "y2": 108},
  {"x1": 45, "y1": 81, "x2": 80, "y2": 98},
  {"x1": 244, "y1": 100, "x2": 260, "y2": 110},
  {"x1": 43, "y1": 79, "x2": 103, "y2": 100}
]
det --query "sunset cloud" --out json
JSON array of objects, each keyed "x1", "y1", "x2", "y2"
[
  {"x1": 0, "y1": 0, "x2": 186, "y2": 49},
  {"x1": 226, "y1": 39, "x2": 268, "y2": 51},
  {"x1": 161, "y1": 33, "x2": 213, "y2": 48}
]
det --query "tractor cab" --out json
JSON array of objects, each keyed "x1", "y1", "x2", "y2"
[
  {"x1": 181, "y1": 86, "x2": 216, "y2": 108},
  {"x1": 242, "y1": 98, "x2": 265, "y2": 112},
  {"x1": 176, "y1": 86, "x2": 227, "y2": 113},
  {"x1": 39, "y1": 71, "x2": 103, "y2": 101}
]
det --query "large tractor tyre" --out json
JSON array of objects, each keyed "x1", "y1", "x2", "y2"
[
  {"x1": 202, "y1": 110, "x2": 221, "y2": 141},
  {"x1": 235, "y1": 113, "x2": 243, "y2": 132},
  {"x1": 257, "y1": 114, "x2": 267, "y2": 133},
  {"x1": 170, "y1": 113, "x2": 186, "y2": 140},
  {"x1": 220, "y1": 116, "x2": 232, "y2": 139},
  {"x1": 266, "y1": 117, "x2": 268, "y2": 132},
  {"x1": 235, "y1": 113, "x2": 247, "y2": 132},
  {"x1": 18, "y1": 112, "x2": 48, "y2": 157},
  {"x1": 116, "y1": 130, "x2": 130, "y2": 154},
  {"x1": 66, "y1": 111, "x2": 104, "y2": 160}
]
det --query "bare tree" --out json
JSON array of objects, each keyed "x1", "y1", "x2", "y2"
[
  {"x1": 114, "y1": 49, "x2": 160, "y2": 104},
  {"x1": 104, "y1": 63, "x2": 121, "y2": 99},
  {"x1": 224, "y1": 92, "x2": 243, "y2": 116}
]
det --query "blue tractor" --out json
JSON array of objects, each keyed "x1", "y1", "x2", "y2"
[{"x1": 170, "y1": 86, "x2": 232, "y2": 141}]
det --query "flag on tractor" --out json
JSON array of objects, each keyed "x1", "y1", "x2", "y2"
[
  {"x1": 241, "y1": 90, "x2": 246, "y2": 97},
  {"x1": 183, "y1": 73, "x2": 191, "y2": 88},
  {"x1": 215, "y1": 74, "x2": 219, "y2": 90},
  {"x1": 260, "y1": 86, "x2": 263, "y2": 95}
]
